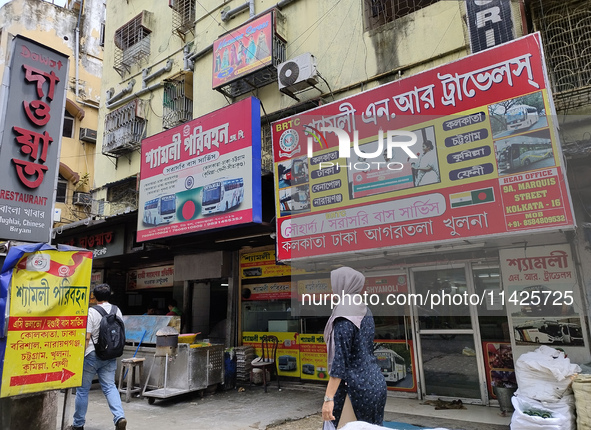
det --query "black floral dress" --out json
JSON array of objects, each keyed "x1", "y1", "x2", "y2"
[{"x1": 329, "y1": 309, "x2": 387, "y2": 427}]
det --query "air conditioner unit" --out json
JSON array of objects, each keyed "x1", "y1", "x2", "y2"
[
  {"x1": 79, "y1": 128, "x2": 97, "y2": 143},
  {"x1": 277, "y1": 53, "x2": 318, "y2": 94},
  {"x1": 73, "y1": 192, "x2": 92, "y2": 206}
]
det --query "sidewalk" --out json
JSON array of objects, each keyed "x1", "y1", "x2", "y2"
[{"x1": 57, "y1": 382, "x2": 511, "y2": 430}]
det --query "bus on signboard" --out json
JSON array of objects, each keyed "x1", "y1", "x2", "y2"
[
  {"x1": 514, "y1": 320, "x2": 562, "y2": 344},
  {"x1": 497, "y1": 141, "x2": 552, "y2": 171},
  {"x1": 506, "y1": 104, "x2": 539, "y2": 131},
  {"x1": 143, "y1": 194, "x2": 176, "y2": 225},
  {"x1": 374, "y1": 347, "x2": 406, "y2": 383},
  {"x1": 202, "y1": 178, "x2": 244, "y2": 215}
]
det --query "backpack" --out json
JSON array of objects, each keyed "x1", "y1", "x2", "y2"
[{"x1": 91, "y1": 305, "x2": 125, "y2": 360}]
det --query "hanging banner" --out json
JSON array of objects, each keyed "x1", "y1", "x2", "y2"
[
  {"x1": 137, "y1": 97, "x2": 262, "y2": 242},
  {"x1": 0, "y1": 36, "x2": 69, "y2": 243},
  {"x1": 500, "y1": 244, "x2": 590, "y2": 364},
  {"x1": 271, "y1": 33, "x2": 575, "y2": 262},
  {"x1": 0, "y1": 243, "x2": 93, "y2": 397}
]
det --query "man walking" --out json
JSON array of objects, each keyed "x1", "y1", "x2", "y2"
[{"x1": 71, "y1": 283, "x2": 127, "y2": 430}]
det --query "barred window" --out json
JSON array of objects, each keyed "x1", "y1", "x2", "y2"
[
  {"x1": 114, "y1": 11, "x2": 152, "y2": 76},
  {"x1": 363, "y1": 0, "x2": 440, "y2": 31},
  {"x1": 530, "y1": 0, "x2": 591, "y2": 109}
]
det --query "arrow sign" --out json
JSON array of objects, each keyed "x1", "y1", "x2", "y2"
[{"x1": 10, "y1": 368, "x2": 75, "y2": 387}]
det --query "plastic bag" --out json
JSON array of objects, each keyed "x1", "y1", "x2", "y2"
[{"x1": 323, "y1": 421, "x2": 336, "y2": 430}]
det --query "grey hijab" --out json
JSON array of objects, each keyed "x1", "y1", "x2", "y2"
[{"x1": 323, "y1": 267, "x2": 367, "y2": 373}]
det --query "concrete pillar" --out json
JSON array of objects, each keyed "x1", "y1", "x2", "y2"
[{"x1": 0, "y1": 391, "x2": 58, "y2": 430}]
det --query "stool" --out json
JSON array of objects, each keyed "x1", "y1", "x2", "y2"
[{"x1": 118, "y1": 357, "x2": 145, "y2": 402}]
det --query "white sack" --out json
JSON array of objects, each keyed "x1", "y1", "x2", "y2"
[
  {"x1": 510, "y1": 394, "x2": 576, "y2": 430},
  {"x1": 514, "y1": 345, "x2": 581, "y2": 401},
  {"x1": 340, "y1": 422, "x2": 448, "y2": 430}
]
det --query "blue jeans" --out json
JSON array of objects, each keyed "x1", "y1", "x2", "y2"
[{"x1": 73, "y1": 351, "x2": 125, "y2": 427}]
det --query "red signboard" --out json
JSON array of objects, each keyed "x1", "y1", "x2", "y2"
[
  {"x1": 137, "y1": 97, "x2": 262, "y2": 242},
  {"x1": 270, "y1": 33, "x2": 574, "y2": 262},
  {"x1": 212, "y1": 12, "x2": 274, "y2": 89}
]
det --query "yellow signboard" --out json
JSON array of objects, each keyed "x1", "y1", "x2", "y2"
[
  {"x1": 242, "y1": 331, "x2": 300, "y2": 377},
  {"x1": 299, "y1": 334, "x2": 329, "y2": 381},
  {"x1": 240, "y1": 250, "x2": 306, "y2": 278},
  {"x1": 0, "y1": 247, "x2": 93, "y2": 397}
]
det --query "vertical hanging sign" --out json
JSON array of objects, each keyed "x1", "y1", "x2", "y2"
[
  {"x1": 0, "y1": 35, "x2": 69, "y2": 243},
  {"x1": 465, "y1": 0, "x2": 515, "y2": 53}
]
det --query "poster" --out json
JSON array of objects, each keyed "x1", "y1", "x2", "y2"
[
  {"x1": 242, "y1": 331, "x2": 300, "y2": 377},
  {"x1": 212, "y1": 12, "x2": 274, "y2": 89},
  {"x1": 271, "y1": 33, "x2": 575, "y2": 262},
  {"x1": 483, "y1": 342, "x2": 515, "y2": 399},
  {"x1": 374, "y1": 340, "x2": 416, "y2": 392},
  {"x1": 500, "y1": 244, "x2": 590, "y2": 363},
  {"x1": 0, "y1": 243, "x2": 93, "y2": 397},
  {"x1": 137, "y1": 97, "x2": 262, "y2": 242}
]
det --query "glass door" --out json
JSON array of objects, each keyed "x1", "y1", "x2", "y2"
[{"x1": 411, "y1": 265, "x2": 487, "y2": 403}]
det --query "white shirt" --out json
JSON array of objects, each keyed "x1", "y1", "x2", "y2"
[
  {"x1": 415, "y1": 149, "x2": 440, "y2": 186},
  {"x1": 86, "y1": 302, "x2": 123, "y2": 356}
]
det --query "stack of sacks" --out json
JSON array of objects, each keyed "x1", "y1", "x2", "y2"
[{"x1": 511, "y1": 345, "x2": 581, "y2": 430}]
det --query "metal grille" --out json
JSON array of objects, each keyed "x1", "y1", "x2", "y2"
[
  {"x1": 171, "y1": 0, "x2": 195, "y2": 39},
  {"x1": 163, "y1": 74, "x2": 193, "y2": 129},
  {"x1": 363, "y1": 0, "x2": 440, "y2": 30},
  {"x1": 261, "y1": 123, "x2": 273, "y2": 174},
  {"x1": 531, "y1": 0, "x2": 591, "y2": 110},
  {"x1": 103, "y1": 99, "x2": 147, "y2": 157},
  {"x1": 107, "y1": 178, "x2": 138, "y2": 213},
  {"x1": 114, "y1": 12, "x2": 152, "y2": 77}
]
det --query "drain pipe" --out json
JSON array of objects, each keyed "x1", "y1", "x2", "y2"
[
  {"x1": 142, "y1": 59, "x2": 173, "y2": 89},
  {"x1": 221, "y1": 0, "x2": 253, "y2": 22},
  {"x1": 105, "y1": 79, "x2": 136, "y2": 106},
  {"x1": 74, "y1": 0, "x2": 85, "y2": 99},
  {"x1": 105, "y1": 81, "x2": 164, "y2": 110}
]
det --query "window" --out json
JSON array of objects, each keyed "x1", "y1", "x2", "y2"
[
  {"x1": 56, "y1": 174, "x2": 67, "y2": 203},
  {"x1": 363, "y1": 0, "x2": 440, "y2": 31},
  {"x1": 114, "y1": 11, "x2": 153, "y2": 77},
  {"x1": 162, "y1": 73, "x2": 193, "y2": 129},
  {"x1": 530, "y1": 0, "x2": 591, "y2": 109},
  {"x1": 170, "y1": 0, "x2": 196, "y2": 39},
  {"x1": 62, "y1": 110, "x2": 74, "y2": 138},
  {"x1": 103, "y1": 99, "x2": 147, "y2": 157}
]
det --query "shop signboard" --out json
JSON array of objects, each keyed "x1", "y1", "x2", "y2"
[
  {"x1": 0, "y1": 243, "x2": 93, "y2": 397},
  {"x1": 57, "y1": 226, "x2": 124, "y2": 259},
  {"x1": 240, "y1": 250, "x2": 305, "y2": 278},
  {"x1": 127, "y1": 265, "x2": 174, "y2": 290},
  {"x1": 299, "y1": 334, "x2": 328, "y2": 381},
  {"x1": 212, "y1": 12, "x2": 274, "y2": 89},
  {"x1": 137, "y1": 97, "x2": 262, "y2": 242},
  {"x1": 241, "y1": 281, "x2": 292, "y2": 301},
  {"x1": 242, "y1": 331, "x2": 300, "y2": 377},
  {"x1": 500, "y1": 244, "x2": 590, "y2": 364},
  {"x1": 271, "y1": 33, "x2": 575, "y2": 262},
  {"x1": 0, "y1": 36, "x2": 69, "y2": 243}
]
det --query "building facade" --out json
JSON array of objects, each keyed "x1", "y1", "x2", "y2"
[{"x1": 53, "y1": 0, "x2": 591, "y2": 406}]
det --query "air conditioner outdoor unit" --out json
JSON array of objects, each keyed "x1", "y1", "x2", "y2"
[
  {"x1": 79, "y1": 128, "x2": 97, "y2": 143},
  {"x1": 73, "y1": 192, "x2": 92, "y2": 206},
  {"x1": 277, "y1": 53, "x2": 318, "y2": 94}
]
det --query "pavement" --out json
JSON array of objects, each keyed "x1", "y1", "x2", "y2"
[{"x1": 57, "y1": 382, "x2": 511, "y2": 430}]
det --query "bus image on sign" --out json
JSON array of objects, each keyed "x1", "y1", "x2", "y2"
[
  {"x1": 498, "y1": 141, "x2": 552, "y2": 171},
  {"x1": 514, "y1": 320, "x2": 562, "y2": 344},
  {"x1": 374, "y1": 347, "x2": 406, "y2": 383},
  {"x1": 506, "y1": 105, "x2": 539, "y2": 131},
  {"x1": 201, "y1": 178, "x2": 244, "y2": 215},
  {"x1": 143, "y1": 194, "x2": 176, "y2": 225}
]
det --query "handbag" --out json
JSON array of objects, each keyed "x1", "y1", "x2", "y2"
[{"x1": 322, "y1": 420, "x2": 336, "y2": 430}]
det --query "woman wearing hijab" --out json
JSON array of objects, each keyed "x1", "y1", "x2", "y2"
[{"x1": 322, "y1": 267, "x2": 387, "y2": 427}]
